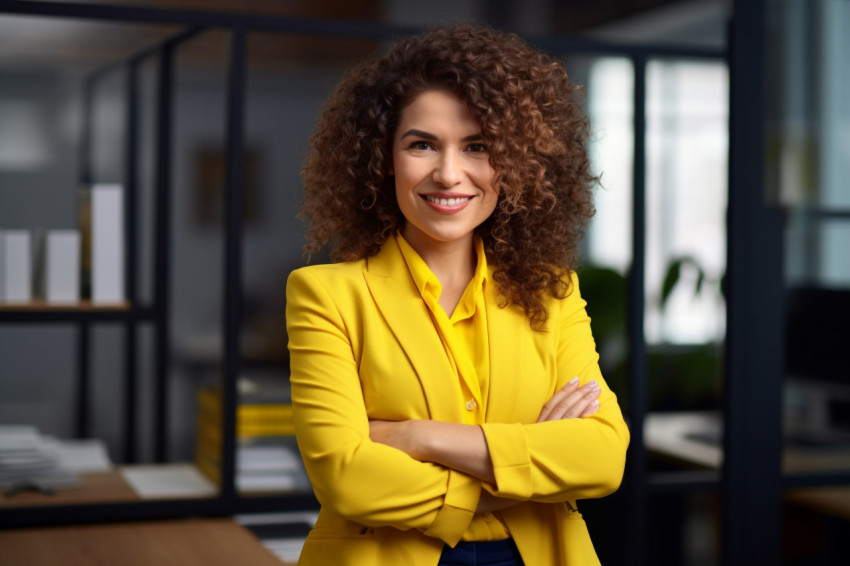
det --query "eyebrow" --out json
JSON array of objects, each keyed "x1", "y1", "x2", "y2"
[{"x1": 399, "y1": 129, "x2": 483, "y2": 142}]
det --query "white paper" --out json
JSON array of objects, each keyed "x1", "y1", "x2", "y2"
[
  {"x1": 237, "y1": 473, "x2": 298, "y2": 492},
  {"x1": 46, "y1": 230, "x2": 80, "y2": 303},
  {"x1": 236, "y1": 512, "x2": 317, "y2": 563},
  {"x1": 51, "y1": 438, "x2": 112, "y2": 473},
  {"x1": 121, "y1": 464, "x2": 217, "y2": 499},
  {"x1": 0, "y1": 426, "x2": 79, "y2": 488},
  {"x1": 0, "y1": 424, "x2": 40, "y2": 447},
  {"x1": 238, "y1": 445, "x2": 300, "y2": 472},
  {"x1": 260, "y1": 538, "x2": 307, "y2": 563},
  {"x1": 91, "y1": 184, "x2": 124, "y2": 303}
]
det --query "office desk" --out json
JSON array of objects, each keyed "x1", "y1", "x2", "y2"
[
  {"x1": 0, "y1": 465, "x2": 216, "y2": 508},
  {"x1": 0, "y1": 518, "x2": 292, "y2": 566},
  {"x1": 0, "y1": 471, "x2": 137, "y2": 507},
  {"x1": 646, "y1": 412, "x2": 850, "y2": 519}
]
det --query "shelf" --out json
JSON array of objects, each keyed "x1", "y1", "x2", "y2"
[
  {"x1": 0, "y1": 300, "x2": 130, "y2": 312},
  {"x1": 0, "y1": 301, "x2": 154, "y2": 322}
]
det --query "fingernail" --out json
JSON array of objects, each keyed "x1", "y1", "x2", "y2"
[
  {"x1": 587, "y1": 380, "x2": 597, "y2": 388},
  {"x1": 568, "y1": 377, "x2": 579, "y2": 386}
]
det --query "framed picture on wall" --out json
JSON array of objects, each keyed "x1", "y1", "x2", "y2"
[{"x1": 194, "y1": 145, "x2": 263, "y2": 228}]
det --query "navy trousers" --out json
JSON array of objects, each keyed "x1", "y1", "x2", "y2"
[{"x1": 438, "y1": 538, "x2": 524, "y2": 566}]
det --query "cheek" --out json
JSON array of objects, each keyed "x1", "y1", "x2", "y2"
[
  {"x1": 481, "y1": 170, "x2": 500, "y2": 210},
  {"x1": 483, "y1": 189, "x2": 499, "y2": 216}
]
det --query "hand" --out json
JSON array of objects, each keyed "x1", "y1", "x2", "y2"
[
  {"x1": 536, "y1": 377, "x2": 600, "y2": 422},
  {"x1": 476, "y1": 489, "x2": 519, "y2": 514}
]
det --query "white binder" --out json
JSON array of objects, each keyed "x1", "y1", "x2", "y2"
[
  {"x1": 90, "y1": 184, "x2": 124, "y2": 303},
  {"x1": 0, "y1": 230, "x2": 32, "y2": 303},
  {"x1": 45, "y1": 230, "x2": 81, "y2": 303}
]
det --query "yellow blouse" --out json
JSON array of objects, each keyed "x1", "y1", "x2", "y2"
[{"x1": 397, "y1": 233, "x2": 509, "y2": 541}]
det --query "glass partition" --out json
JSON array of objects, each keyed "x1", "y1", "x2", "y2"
[{"x1": 767, "y1": 0, "x2": 850, "y2": 561}]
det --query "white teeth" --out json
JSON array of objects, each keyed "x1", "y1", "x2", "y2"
[{"x1": 424, "y1": 195, "x2": 471, "y2": 206}]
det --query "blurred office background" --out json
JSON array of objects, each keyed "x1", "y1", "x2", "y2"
[{"x1": 1, "y1": 1, "x2": 849, "y2": 564}]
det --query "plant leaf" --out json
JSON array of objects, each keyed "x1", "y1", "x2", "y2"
[{"x1": 661, "y1": 258, "x2": 682, "y2": 309}]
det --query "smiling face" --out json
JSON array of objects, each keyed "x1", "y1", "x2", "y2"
[{"x1": 391, "y1": 89, "x2": 499, "y2": 256}]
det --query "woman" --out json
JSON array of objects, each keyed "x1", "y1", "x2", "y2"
[{"x1": 286, "y1": 25, "x2": 629, "y2": 566}]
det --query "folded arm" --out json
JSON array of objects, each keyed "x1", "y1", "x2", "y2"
[
  {"x1": 287, "y1": 269, "x2": 480, "y2": 545},
  {"x1": 369, "y1": 273, "x2": 629, "y2": 505},
  {"x1": 369, "y1": 377, "x2": 602, "y2": 485},
  {"x1": 481, "y1": 274, "x2": 629, "y2": 502}
]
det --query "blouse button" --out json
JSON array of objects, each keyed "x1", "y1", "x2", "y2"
[{"x1": 465, "y1": 399, "x2": 477, "y2": 411}]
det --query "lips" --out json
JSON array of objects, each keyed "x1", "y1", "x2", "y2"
[{"x1": 420, "y1": 193, "x2": 475, "y2": 214}]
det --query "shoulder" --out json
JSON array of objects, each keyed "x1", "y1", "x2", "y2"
[
  {"x1": 551, "y1": 270, "x2": 586, "y2": 306},
  {"x1": 287, "y1": 260, "x2": 367, "y2": 295},
  {"x1": 539, "y1": 270, "x2": 587, "y2": 330},
  {"x1": 289, "y1": 260, "x2": 365, "y2": 280}
]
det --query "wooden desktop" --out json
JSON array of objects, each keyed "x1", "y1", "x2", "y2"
[
  {"x1": 646, "y1": 411, "x2": 850, "y2": 520},
  {"x1": 0, "y1": 468, "x2": 298, "y2": 565},
  {"x1": 0, "y1": 518, "x2": 292, "y2": 566}
]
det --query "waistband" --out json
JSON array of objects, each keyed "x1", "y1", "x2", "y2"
[{"x1": 439, "y1": 538, "x2": 523, "y2": 566}]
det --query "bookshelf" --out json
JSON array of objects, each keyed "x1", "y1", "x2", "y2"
[{"x1": 0, "y1": 0, "x2": 345, "y2": 529}]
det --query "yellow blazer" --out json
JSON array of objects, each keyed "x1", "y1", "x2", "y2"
[{"x1": 286, "y1": 237, "x2": 629, "y2": 565}]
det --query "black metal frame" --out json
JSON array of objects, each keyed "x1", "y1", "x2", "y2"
[
  {"x1": 4, "y1": 1, "x2": 848, "y2": 564},
  {"x1": 627, "y1": 53, "x2": 649, "y2": 565},
  {"x1": 724, "y1": 1, "x2": 784, "y2": 564}
]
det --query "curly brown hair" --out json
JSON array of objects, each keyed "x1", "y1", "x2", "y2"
[{"x1": 299, "y1": 25, "x2": 596, "y2": 328}]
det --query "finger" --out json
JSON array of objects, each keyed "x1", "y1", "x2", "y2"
[
  {"x1": 538, "y1": 379, "x2": 592, "y2": 422},
  {"x1": 579, "y1": 398, "x2": 600, "y2": 418},
  {"x1": 537, "y1": 377, "x2": 579, "y2": 422},
  {"x1": 539, "y1": 378, "x2": 595, "y2": 421},
  {"x1": 541, "y1": 381, "x2": 601, "y2": 421},
  {"x1": 537, "y1": 378, "x2": 577, "y2": 422}
]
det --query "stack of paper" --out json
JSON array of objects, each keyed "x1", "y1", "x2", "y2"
[
  {"x1": 0, "y1": 426, "x2": 78, "y2": 490},
  {"x1": 195, "y1": 377, "x2": 311, "y2": 493},
  {"x1": 121, "y1": 464, "x2": 216, "y2": 499},
  {"x1": 236, "y1": 443, "x2": 307, "y2": 492}
]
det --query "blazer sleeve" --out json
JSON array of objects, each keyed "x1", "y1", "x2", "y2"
[
  {"x1": 479, "y1": 272, "x2": 630, "y2": 503},
  {"x1": 286, "y1": 268, "x2": 480, "y2": 545}
]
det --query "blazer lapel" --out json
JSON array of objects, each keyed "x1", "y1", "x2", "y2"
[
  {"x1": 483, "y1": 276, "x2": 527, "y2": 422},
  {"x1": 363, "y1": 239, "x2": 463, "y2": 423}
]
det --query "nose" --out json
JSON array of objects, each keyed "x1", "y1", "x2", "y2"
[{"x1": 432, "y1": 152, "x2": 462, "y2": 187}]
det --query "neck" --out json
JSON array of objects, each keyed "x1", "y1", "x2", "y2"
[{"x1": 401, "y1": 228, "x2": 476, "y2": 292}]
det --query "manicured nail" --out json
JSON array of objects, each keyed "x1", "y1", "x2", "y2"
[
  {"x1": 568, "y1": 377, "x2": 579, "y2": 386},
  {"x1": 587, "y1": 380, "x2": 597, "y2": 388}
]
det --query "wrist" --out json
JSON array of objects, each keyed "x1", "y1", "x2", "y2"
[{"x1": 410, "y1": 420, "x2": 438, "y2": 462}]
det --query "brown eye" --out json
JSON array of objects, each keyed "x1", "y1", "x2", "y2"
[{"x1": 408, "y1": 141, "x2": 433, "y2": 151}]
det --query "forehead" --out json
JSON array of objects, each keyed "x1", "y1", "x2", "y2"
[{"x1": 396, "y1": 89, "x2": 480, "y2": 130}]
